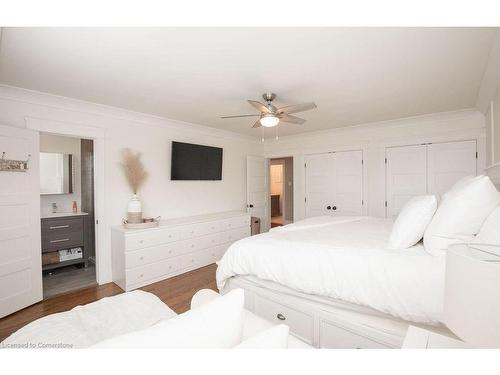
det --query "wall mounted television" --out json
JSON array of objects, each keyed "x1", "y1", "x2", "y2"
[{"x1": 170, "y1": 141, "x2": 223, "y2": 181}]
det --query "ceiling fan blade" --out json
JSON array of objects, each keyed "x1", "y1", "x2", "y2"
[
  {"x1": 248, "y1": 100, "x2": 273, "y2": 114},
  {"x1": 221, "y1": 114, "x2": 260, "y2": 119},
  {"x1": 279, "y1": 114, "x2": 306, "y2": 124},
  {"x1": 277, "y1": 102, "x2": 317, "y2": 115},
  {"x1": 252, "y1": 119, "x2": 262, "y2": 128}
]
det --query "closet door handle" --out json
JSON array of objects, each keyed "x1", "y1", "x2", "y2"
[
  {"x1": 332, "y1": 206, "x2": 337, "y2": 211},
  {"x1": 248, "y1": 204, "x2": 254, "y2": 208},
  {"x1": 326, "y1": 206, "x2": 331, "y2": 210}
]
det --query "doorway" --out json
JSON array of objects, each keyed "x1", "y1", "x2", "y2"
[
  {"x1": 39, "y1": 132, "x2": 97, "y2": 299},
  {"x1": 269, "y1": 157, "x2": 294, "y2": 227}
]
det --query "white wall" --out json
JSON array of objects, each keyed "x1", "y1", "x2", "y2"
[
  {"x1": 39, "y1": 133, "x2": 82, "y2": 216},
  {"x1": 0, "y1": 85, "x2": 263, "y2": 284},
  {"x1": 476, "y1": 30, "x2": 500, "y2": 186},
  {"x1": 264, "y1": 109, "x2": 486, "y2": 220}
]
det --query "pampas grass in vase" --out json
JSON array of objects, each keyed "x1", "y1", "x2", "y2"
[{"x1": 121, "y1": 148, "x2": 148, "y2": 224}]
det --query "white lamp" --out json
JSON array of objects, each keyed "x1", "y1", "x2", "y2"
[
  {"x1": 259, "y1": 114, "x2": 280, "y2": 127},
  {"x1": 444, "y1": 244, "x2": 500, "y2": 348}
]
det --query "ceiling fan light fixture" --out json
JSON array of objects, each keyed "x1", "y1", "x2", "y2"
[{"x1": 260, "y1": 114, "x2": 280, "y2": 127}]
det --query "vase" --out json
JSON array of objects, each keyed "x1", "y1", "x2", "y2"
[{"x1": 127, "y1": 194, "x2": 142, "y2": 223}]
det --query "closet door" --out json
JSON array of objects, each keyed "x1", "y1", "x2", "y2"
[
  {"x1": 332, "y1": 150, "x2": 363, "y2": 216},
  {"x1": 305, "y1": 153, "x2": 334, "y2": 218},
  {"x1": 427, "y1": 140, "x2": 477, "y2": 196},
  {"x1": 385, "y1": 145, "x2": 427, "y2": 217}
]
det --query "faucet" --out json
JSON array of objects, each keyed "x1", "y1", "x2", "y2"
[{"x1": 51, "y1": 202, "x2": 58, "y2": 214}]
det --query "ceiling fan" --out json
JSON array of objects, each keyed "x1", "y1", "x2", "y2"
[{"x1": 221, "y1": 93, "x2": 317, "y2": 128}]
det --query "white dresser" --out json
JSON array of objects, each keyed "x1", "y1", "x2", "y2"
[{"x1": 111, "y1": 211, "x2": 251, "y2": 291}]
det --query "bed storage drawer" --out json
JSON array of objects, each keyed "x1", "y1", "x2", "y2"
[
  {"x1": 253, "y1": 295, "x2": 314, "y2": 344},
  {"x1": 319, "y1": 319, "x2": 390, "y2": 349}
]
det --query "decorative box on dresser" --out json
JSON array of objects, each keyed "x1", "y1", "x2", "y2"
[{"x1": 111, "y1": 211, "x2": 251, "y2": 291}]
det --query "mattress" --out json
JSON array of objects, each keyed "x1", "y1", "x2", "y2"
[{"x1": 216, "y1": 216, "x2": 447, "y2": 324}]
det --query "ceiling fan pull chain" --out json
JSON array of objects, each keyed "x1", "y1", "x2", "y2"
[
  {"x1": 275, "y1": 126, "x2": 279, "y2": 140},
  {"x1": 261, "y1": 126, "x2": 265, "y2": 142}
]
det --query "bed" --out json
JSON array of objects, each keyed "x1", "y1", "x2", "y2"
[{"x1": 216, "y1": 216, "x2": 451, "y2": 348}]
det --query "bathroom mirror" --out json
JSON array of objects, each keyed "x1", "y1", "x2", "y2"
[{"x1": 40, "y1": 152, "x2": 74, "y2": 195}]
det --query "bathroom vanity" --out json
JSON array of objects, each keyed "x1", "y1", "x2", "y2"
[{"x1": 41, "y1": 212, "x2": 89, "y2": 271}]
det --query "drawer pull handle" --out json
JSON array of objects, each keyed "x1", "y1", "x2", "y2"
[
  {"x1": 49, "y1": 225, "x2": 69, "y2": 229},
  {"x1": 140, "y1": 273, "x2": 144, "y2": 278},
  {"x1": 139, "y1": 240, "x2": 144, "y2": 244},
  {"x1": 139, "y1": 256, "x2": 144, "y2": 260},
  {"x1": 50, "y1": 238, "x2": 69, "y2": 243},
  {"x1": 277, "y1": 313, "x2": 286, "y2": 321}
]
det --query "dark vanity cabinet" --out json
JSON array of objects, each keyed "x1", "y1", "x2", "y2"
[{"x1": 41, "y1": 214, "x2": 88, "y2": 271}]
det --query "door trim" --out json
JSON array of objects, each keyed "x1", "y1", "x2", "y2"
[
  {"x1": 268, "y1": 156, "x2": 294, "y2": 227},
  {"x1": 26, "y1": 117, "x2": 107, "y2": 284}
]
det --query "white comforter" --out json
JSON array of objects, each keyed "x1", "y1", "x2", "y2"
[{"x1": 216, "y1": 216, "x2": 446, "y2": 324}]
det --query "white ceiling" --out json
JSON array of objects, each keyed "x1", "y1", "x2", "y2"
[{"x1": 0, "y1": 27, "x2": 497, "y2": 137}]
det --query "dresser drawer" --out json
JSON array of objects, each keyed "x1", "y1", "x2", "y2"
[
  {"x1": 253, "y1": 295, "x2": 314, "y2": 344},
  {"x1": 180, "y1": 221, "x2": 221, "y2": 239},
  {"x1": 181, "y1": 248, "x2": 215, "y2": 270},
  {"x1": 42, "y1": 230, "x2": 84, "y2": 252},
  {"x1": 125, "y1": 228, "x2": 179, "y2": 251},
  {"x1": 126, "y1": 258, "x2": 181, "y2": 286},
  {"x1": 319, "y1": 319, "x2": 390, "y2": 349},
  {"x1": 211, "y1": 245, "x2": 228, "y2": 262},
  {"x1": 41, "y1": 216, "x2": 84, "y2": 234},
  {"x1": 220, "y1": 216, "x2": 250, "y2": 231},
  {"x1": 182, "y1": 233, "x2": 221, "y2": 254},
  {"x1": 125, "y1": 243, "x2": 182, "y2": 269},
  {"x1": 219, "y1": 226, "x2": 250, "y2": 244}
]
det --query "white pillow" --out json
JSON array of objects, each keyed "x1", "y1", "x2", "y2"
[
  {"x1": 387, "y1": 195, "x2": 437, "y2": 250},
  {"x1": 472, "y1": 205, "x2": 500, "y2": 245},
  {"x1": 235, "y1": 325, "x2": 289, "y2": 349},
  {"x1": 92, "y1": 288, "x2": 244, "y2": 348},
  {"x1": 424, "y1": 175, "x2": 500, "y2": 254}
]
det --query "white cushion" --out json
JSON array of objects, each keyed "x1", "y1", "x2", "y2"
[
  {"x1": 387, "y1": 195, "x2": 437, "y2": 250},
  {"x1": 235, "y1": 325, "x2": 289, "y2": 349},
  {"x1": 424, "y1": 175, "x2": 500, "y2": 254},
  {"x1": 472, "y1": 205, "x2": 500, "y2": 245},
  {"x1": 92, "y1": 288, "x2": 244, "y2": 348}
]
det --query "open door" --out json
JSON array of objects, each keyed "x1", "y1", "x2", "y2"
[
  {"x1": 246, "y1": 156, "x2": 269, "y2": 232},
  {"x1": 0, "y1": 124, "x2": 42, "y2": 318}
]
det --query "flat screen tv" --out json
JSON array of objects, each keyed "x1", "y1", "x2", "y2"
[{"x1": 171, "y1": 141, "x2": 223, "y2": 181}]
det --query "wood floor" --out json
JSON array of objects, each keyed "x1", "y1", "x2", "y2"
[
  {"x1": 43, "y1": 264, "x2": 97, "y2": 299},
  {"x1": 0, "y1": 263, "x2": 217, "y2": 342}
]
